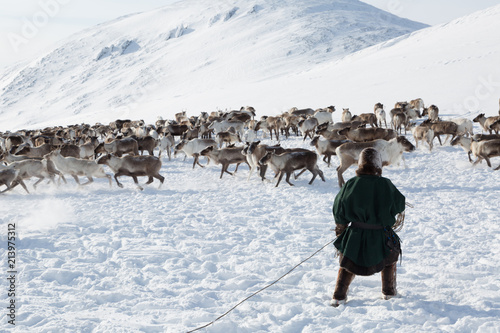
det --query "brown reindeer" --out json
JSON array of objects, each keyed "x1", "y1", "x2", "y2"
[
  {"x1": 422, "y1": 105, "x2": 439, "y2": 122},
  {"x1": 259, "y1": 150, "x2": 325, "y2": 187},
  {"x1": 351, "y1": 113, "x2": 378, "y2": 128},
  {"x1": 420, "y1": 119, "x2": 458, "y2": 145},
  {"x1": 200, "y1": 146, "x2": 249, "y2": 179},
  {"x1": 473, "y1": 113, "x2": 500, "y2": 134},
  {"x1": 338, "y1": 127, "x2": 396, "y2": 142},
  {"x1": 94, "y1": 137, "x2": 139, "y2": 158},
  {"x1": 97, "y1": 154, "x2": 164, "y2": 190},
  {"x1": 410, "y1": 98, "x2": 425, "y2": 111},
  {"x1": 15, "y1": 143, "x2": 55, "y2": 158}
]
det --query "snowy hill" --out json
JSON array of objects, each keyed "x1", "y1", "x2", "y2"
[
  {"x1": 263, "y1": 3, "x2": 500, "y2": 119},
  {"x1": 0, "y1": 0, "x2": 427, "y2": 131}
]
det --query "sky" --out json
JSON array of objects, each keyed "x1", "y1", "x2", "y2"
[{"x1": 0, "y1": 0, "x2": 499, "y2": 70}]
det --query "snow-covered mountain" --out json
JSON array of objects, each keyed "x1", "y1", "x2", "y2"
[
  {"x1": 0, "y1": 0, "x2": 427, "y2": 131},
  {"x1": 270, "y1": 3, "x2": 500, "y2": 120}
]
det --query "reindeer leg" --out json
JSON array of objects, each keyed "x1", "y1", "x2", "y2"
[
  {"x1": 472, "y1": 157, "x2": 483, "y2": 166},
  {"x1": 308, "y1": 170, "x2": 318, "y2": 185},
  {"x1": 259, "y1": 164, "x2": 268, "y2": 181},
  {"x1": 17, "y1": 180, "x2": 29, "y2": 194},
  {"x1": 72, "y1": 175, "x2": 81, "y2": 185},
  {"x1": 233, "y1": 163, "x2": 240, "y2": 174},
  {"x1": 285, "y1": 171, "x2": 294, "y2": 186},
  {"x1": 155, "y1": 173, "x2": 165, "y2": 188},
  {"x1": 484, "y1": 156, "x2": 492, "y2": 168},
  {"x1": 317, "y1": 167, "x2": 326, "y2": 182},
  {"x1": 0, "y1": 180, "x2": 23, "y2": 194},
  {"x1": 33, "y1": 176, "x2": 45, "y2": 189},
  {"x1": 247, "y1": 165, "x2": 255, "y2": 181},
  {"x1": 224, "y1": 167, "x2": 234, "y2": 177},
  {"x1": 337, "y1": 164, "x2": 349, "y2": 188},
  {"x1": 80, "y1": 176, "x2": 94, "y2": 186},
  {"x1": 132, "y1": 176, "x2": 143, "y2": 190},
  {"x1": 295, "y1": 168, "x2": 307, "y2": 180},
  {"x1": 275, "y1": 171, "x2": 285, "y2": 187},
  {"x1": 114, "y1": 173, "x2": 124, "y2": 188}
]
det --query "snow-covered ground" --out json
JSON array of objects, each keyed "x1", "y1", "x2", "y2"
[{"x1": 1, "y1": 116, "x2": 500, "y2": 332}]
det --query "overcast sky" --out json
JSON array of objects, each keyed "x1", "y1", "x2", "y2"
[{"x1": 1, "y1": 0, "x2": 499, "y2": 69}]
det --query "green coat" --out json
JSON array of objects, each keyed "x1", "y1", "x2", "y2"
[{"x1": 333, "y1": 175, "x2": 406, "y2": 268}]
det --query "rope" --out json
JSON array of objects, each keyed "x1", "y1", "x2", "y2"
[
  {"x1": 186, "y1": 238, "x2": 335, "y2": 333},
  {"x1": 394, "y1": 202, "x2": 413, "y2": 232},
  {"x1": 187, "y1": 203, "x2": 414, "y2": 332}
]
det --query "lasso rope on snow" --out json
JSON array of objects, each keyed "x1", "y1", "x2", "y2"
[
  {"x1": 186, "y1": 238, "x2": 336, "y2": 333},
  {"x1": 187, "y1": 202, "x2": 414, "y2": 332}
]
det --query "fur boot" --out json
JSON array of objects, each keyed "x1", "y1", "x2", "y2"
[
  {"x1": 333, "y1": 268, "x2": 355, "y2": 302},
  {"x1": 381, "y1": 262, "x2": 397, "y2": 298}
]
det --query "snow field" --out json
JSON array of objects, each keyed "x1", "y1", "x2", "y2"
[{"x1": 1, "y1": 121, "x2": 499, "y2": 332}]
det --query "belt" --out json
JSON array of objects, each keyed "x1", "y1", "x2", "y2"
[{"x1": 350, "y1": 221, "x2": 384, "y2": 230}]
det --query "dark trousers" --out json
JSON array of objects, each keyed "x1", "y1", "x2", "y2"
[{"x1": 333, "y1": 262, "x2": 397, "y2": 300}]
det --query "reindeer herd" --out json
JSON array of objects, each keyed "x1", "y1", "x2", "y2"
[{"x1": 1, "y1": 99, "x2": 500, "y2": 193}]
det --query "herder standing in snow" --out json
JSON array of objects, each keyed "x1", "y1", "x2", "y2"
[{"x1": 331, "y1": 147, "x2": 406, "y2": 306}]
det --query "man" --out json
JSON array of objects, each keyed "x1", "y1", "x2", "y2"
[{"x1": 332, "y1": 147, "x2": 406, "y2": 306}]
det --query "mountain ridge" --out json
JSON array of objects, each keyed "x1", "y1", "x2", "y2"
[{"x1": 0, "y1": 0, "x2": 427, "y2": 130}]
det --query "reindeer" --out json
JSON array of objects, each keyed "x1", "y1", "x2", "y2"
[
  {"x1": 473, "y1": 113, "x2": 500, "y2": 134},
  {"x1": 374, "y1": 103, "x2": 387, "y2": 128},
  {"x1": 200, "y1": 146, "x2": 249, "y2": 179},
  {"x1": 335, "y1": 137, "x2": 415, "y2": 187},
  {"x1": 259, "y1": 150, "x2": 325, "y2": 187},
  {"x1": 97, "y1": 154, "x2": 164, "y2": 190}
]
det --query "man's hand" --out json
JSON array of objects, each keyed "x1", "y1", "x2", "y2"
[{"x1": 335, "y1": 224, "x2": 347, "y2": 236}]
